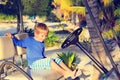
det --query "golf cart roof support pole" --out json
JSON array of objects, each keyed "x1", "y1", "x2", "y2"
[
  {"x1": 83, "y1": 0, "x2": 120, "y2": 78},
  {"x1": 76, "y1": 42, "x2": 108, "y2": 74}
]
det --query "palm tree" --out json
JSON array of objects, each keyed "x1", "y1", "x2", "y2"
[
  {"x1": 83, "y1": 0, "x2": 107, "y2": 79},
  {"x1": 83, "y1": 0, "x2": 120, "y2": 79}
]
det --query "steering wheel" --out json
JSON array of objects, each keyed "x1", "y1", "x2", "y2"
[{"x1": 61, "y1": 28, "x2": 82, "y2": 48}]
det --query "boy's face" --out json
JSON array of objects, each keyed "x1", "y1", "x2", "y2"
[{"x1": 34, "y1": 29, "x2": 48, "y2": 42}]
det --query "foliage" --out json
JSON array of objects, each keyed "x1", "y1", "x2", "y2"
[
  {"x1": 45, "y1": 31, "x2": 61, "y2": 47},
  {"x1": 22, "y1": 0, "x2": 52, "y2": 17},
  {"x1": 102, "y1": 19, "x2": 120, "y2": 39},
  {"x1": 57, "y1": 52, "x2": 79, "y2": 70},
  {"x1": 56, "y1": 0, "x2": 85, "y2": 16},
  {"x1": 39, "y1": 16, "x2": 47, "y2": 21},
  {"x1": 53, "y1": 0, "x2": 85, "y2": 21},
  {"x1": 24, "y1": 27, "x2": 34, "y2": 36},
  {"x1": 69, "y1": 6, "x2": 86, "y2": 16},
  {"x1": 0, "y1": 0, "x2": 18, "y2": 15},
  {"x1": 79, "y1": 28, "x2": 90, "y2": 42},
  {"x1": 0, "y1": 13, "x2": 16, "y2": 20},
  {"x1": 54, "y1": 0, "x2": 73, "y2": 6},
  {"x1": 113, "y1": 0, "x2": 120, "y2": 8},
  {"x1": 101, "y1": 0, "x2": 112, "y2": 6},
  {"x1": 23, "y1": 60, "x2": 28, "y2": 67},
  {"x1": 116, "y1": 19, "x2": 120, "y2": 24},
  {"x1": 102, "y1": 21, "x2": 120, "y2": 39},
  {"x1": 102, "y1": 30, "x2": 114, "y2": 39},
  {"x1": 98, "y1": 0, "x2": 120, "y2": 39},
  {"x1": 24, "y1": 27, "x2": 61, "y2": 47},
  {"x1": 58, "y1": 23, "x2": 66, "y2": 30},
  {"x1": 46, "y1": 12, "x2": 60, "y2": 22},
  {"x1": 114, "y1": 7, "x2": 120, "y2": 17},
  {"x1": 114, "y1": 19, "x2": 120, "y2": 37}
]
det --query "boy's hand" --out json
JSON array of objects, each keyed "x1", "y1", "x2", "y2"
[{"x1": 4, "y1": 33, "x2": 13, "y2": 38}]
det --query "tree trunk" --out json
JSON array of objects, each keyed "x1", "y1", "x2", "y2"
[
  {"x1": 17, "y1": 0, "x2": 24, "y2": 33},
  {"x1": 84, "y1": 0, "x2": 109, "y2": 79},
  {"x1": 17, "y1": 14, "x2": 20, "y2": 33}
]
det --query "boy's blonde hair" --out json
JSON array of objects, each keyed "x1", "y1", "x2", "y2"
[{"x1": 34, "y1": 23, "x2": 49, "y2": 34}]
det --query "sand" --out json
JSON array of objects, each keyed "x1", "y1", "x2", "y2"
[{"x1": 0, "y1": 22, "x2": 120, "y2": 80}]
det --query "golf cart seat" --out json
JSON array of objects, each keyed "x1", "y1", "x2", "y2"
[
  {"x1": 0, "y1": 36, "x2": 16, "y2": 61},
  {"x1": 14, "y1": 33, "x2": 28, "y2": 68},
  {"x1": 0, "y1": 36, "x2": 33, "y2": 80}
]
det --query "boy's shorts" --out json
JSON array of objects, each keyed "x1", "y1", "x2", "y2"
[{"x1": 30, "y1": 58, "x2": 62, "y2": 70}]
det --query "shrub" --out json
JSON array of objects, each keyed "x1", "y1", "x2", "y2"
[
  {"x1": 114, "y1": 25, "x2": 120, "y2": 37},
  {"x1": 102, "y1": 30, "x2": 114, "y2": 39},
  {"x1": 102, "y1": 26, "x2": 120, "y2": 39},
  {"x1": 45, "y1": 31, "x2": 61, "y2": 47},
  {"x1": 0, "y1": 13, "x2": 16, "y2": 21},
  {"x1": 57, "y1": 52, "x2": 80, "y2": 70},
  {"x1": 24, "y1": 27, "x2": 61, "y2": 47},
  {"x1": 79, "y1": 28, "x2": 90, "y2": 42}
]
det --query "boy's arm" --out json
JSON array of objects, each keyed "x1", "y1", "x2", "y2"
[
  {"x1": 4, "y1": 33, "x2": 13, "y2": 38},
  {"x1": 12, "y1": 36, "x2": 27, "y2": 48},
  {"x1": 5, "y1": 33, "x2": 26, "y2": 47}
]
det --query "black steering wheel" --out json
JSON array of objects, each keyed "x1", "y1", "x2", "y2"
[{"x1": 61, "y1": 28, "x2": 82, "y2": 48}]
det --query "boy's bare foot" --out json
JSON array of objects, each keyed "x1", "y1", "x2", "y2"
[
  {"x1": 64, "y1": 70, "x2": 77, "y2": 79},
  {"x1": 71, "y1": 69, "x2": 81, "y2": 79},
  {"x1": 64, "y1": 69, "x2": 81, "y2": 79},
  {"x1": 64, "y1": 72, "x2": 71, "y2": 78}
]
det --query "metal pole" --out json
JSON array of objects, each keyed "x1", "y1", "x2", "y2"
[{"x1": 76, "y1": 42, "x2": 109, "y2": 74}]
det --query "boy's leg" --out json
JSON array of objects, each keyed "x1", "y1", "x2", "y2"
[
  {"x1": 54, "y1": 58, "x2": 81, "y2": 78},
  {"x1": 59, "y1": 61, "x2": 73, "y2": 72},
  {"x1": 51, "y1": 61, "x2": 76, "y2": 79},
  {"x1": 30, "y1": 58, "x2": 76, "y2": 78},
  {"x1": 51, "y1": 60, "x2": 74, "y2": 78},
  {"x1": 54, "y1": 58, "x2": 72, "y2": 72},
  {"x1": 58, "y1": 61, "x2": 81, "y2": 78},
  {"x1": 51, "y1": 60, "x2": 67, "y2": 74}
]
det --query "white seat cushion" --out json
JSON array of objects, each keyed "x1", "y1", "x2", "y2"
[{"x1": 0, "y1": 36, "x2": 16, "y2": 60}]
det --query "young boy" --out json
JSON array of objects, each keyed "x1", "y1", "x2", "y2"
[{"x1": 5, "y1": 23, "x2": 79, "y2": 79}]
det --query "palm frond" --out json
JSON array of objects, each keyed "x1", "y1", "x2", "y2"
[
  {"x1": 69, "y1": 6, "x2": 86, "y2": 16},
  {"x1": 102, "y1": 0, "x2": 112, "y2": 6},
  {"x1": 114, "y1": 7, "x2": 120, "y2": 16}
]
